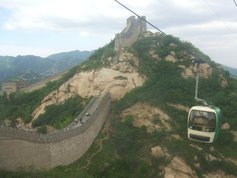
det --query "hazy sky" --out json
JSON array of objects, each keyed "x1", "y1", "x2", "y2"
[{"x1": 0, "y1": 0, "x2": 237, "y2": 67}]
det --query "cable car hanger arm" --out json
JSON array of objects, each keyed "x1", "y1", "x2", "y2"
[{"x1": 193, "y1": 60, "x2": 208, "y2": 106}]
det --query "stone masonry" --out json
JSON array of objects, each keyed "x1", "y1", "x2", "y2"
[
  {"x1": 114, "y1": 16, "x2": 147, "y2": 51},
  {"x1": 0, "y1": 93, "x2": 111, "y2": 171}
]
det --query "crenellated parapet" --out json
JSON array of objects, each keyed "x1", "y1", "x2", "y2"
[
  {"x1": 114, "y1": 16, "x2": 147, "y2": 51},
  {"x1": 0, "y1": 92, "x2": 111, "y2": 171}
]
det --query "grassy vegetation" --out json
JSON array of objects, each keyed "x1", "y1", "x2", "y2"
[
  {"x1": 0, "y1": 65, "x2": 88, "y2": 124},
  {"x1": 1, "y1": 35, "x2": 237, "y2": 177},
  {"x1": 0, "y1": 65, "x2": 79, "y2": 124},
  {"x1": 0, "y1": 81, "x2": 60, "y2": 124},
  {"x1": 32, "y1": 96, "x2": 85, "y2": 129},
  {"x1": 37, "y1": 125, "x2": 47, "y2": 134},
  {"x1": 0, "y1": 39, "x2": 116, "y2": 127},
  {"x1": 113, "y1": 35, "x2": 237, "y2": 176},
  {"x1": 79, "y1": 40, "x2": 116, "y2": 71},
  {"x1": 0, "y1": 116, "x2": 165, "y2": 178}
]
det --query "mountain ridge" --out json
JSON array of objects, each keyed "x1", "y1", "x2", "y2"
[
  {"x1": 0, "y1": 50, "x2": 93, "y2": 84},
  {"x1": 221, "y1": 64, "x2": 237, "y2": 78},
  {"x1": 1, "y1": 33, "x2": 237, "y2": 177}
]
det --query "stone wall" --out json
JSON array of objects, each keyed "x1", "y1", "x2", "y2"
[
  {"x1": 0, "y1": 93, "x2": 111, "y2": 171},
  {"x1": 114, "y1": 16, "x2": 147, "y2": 51}
]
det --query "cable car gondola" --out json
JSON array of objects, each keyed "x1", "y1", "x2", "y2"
[
  {"x1": 187, "y1": 59, "x2": 222, "y2": 143},
  {"x1": 187, "y1": 106, "x2": 222, "y2": 143},
  {"x1": 113, "y1": 0, "x2": 223, "y2": 143}
]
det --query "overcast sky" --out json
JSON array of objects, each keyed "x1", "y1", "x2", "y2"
[{"x1": 0, "y1": 0, "x2": 237, "y2": 67}]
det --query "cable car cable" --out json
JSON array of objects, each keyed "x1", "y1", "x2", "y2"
[
  {"x1": 114, "y1": 0, "x2": 206, "y2": 103},
  {"x1": 202, "y1": 0, "x2": 232, "y2": 33},
  {"x1": 114, "y1": 0, "x2": 167, "y2": 36},
  {"x1": 114, "y1": 0, "x2": 197, "y2": 59},
  {"x1": 114, "y1": 0, "x2": 222, "y2": 143},
  {"x1": 234, "y1": 0, "x2": 237, "y2": 7},
  {"x1": 114, "y1": 0, "x2": 216, "y2": 104}
]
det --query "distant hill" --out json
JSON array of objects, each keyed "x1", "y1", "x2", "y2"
[
  {"x1": 0, "y1": 55, "x2": 48, "y2": 81},
  {"x1": 0, "y1": 50, "x2": 93, "y2": 84},
  {"x1": 47, "y1": 50, "x2": 93, "y2": 61},
  {"x1": 221, "y1": 65, "x2": 237, "y2": 78},
  {"x1": 45, "y1": 50, "x2": 94, "y2": 76},
  {"x1": 1, "y1": 34, "x2": 237, "y2": 177}
]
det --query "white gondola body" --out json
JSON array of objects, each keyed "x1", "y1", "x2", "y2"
[{"x1": 187, "y1": 106, "x2": 220, "y2": 143}]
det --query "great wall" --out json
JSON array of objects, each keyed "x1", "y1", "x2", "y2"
[
  {"x1": 0, "y1": 16, "x2": 147, "y2": 171},
  {"x1": 0, "y1": 93, "x2": 111, "y2": 171},
  {"x1": 114, "y1": 16, "x2": 147, "y2": 51}
]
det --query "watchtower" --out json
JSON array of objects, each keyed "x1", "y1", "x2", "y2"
[{"x1": 114, "y1": 16, "x2": 147, "y2": 51}]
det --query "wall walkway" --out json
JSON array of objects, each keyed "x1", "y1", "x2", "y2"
[{"x1": 0, "y1": 92, "x2": 111, "y2": 171}]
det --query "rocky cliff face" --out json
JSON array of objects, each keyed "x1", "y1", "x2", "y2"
[
  {"x1": 30, "y1": 41, "x2": 229, "y2": 127},
  {"x1": 2, "y1": 32, "x2": 237, "y2": 177},
  {"x1": 30, "y1": 50, "x2": 146, "y2": 125},
  {"x1": 121, "y1": 101, "x2": 236, "y2": 177}
]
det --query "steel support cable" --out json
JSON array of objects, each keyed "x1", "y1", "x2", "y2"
[
  {"x1": 114, "y1": 0, "x2": 208, "y2": 104},
  {"x1": 114, "y1": 0, "x2": 167, "y2": 36},
  {"x1": 202, "y1": 0, "x2": 232, "y2": 33},
  {"x1": 114, "y1": 0, "x2": 197, "y2": 57},
  {"x1": 234, "y1": 0, "x2": 237, "y2": 7}
]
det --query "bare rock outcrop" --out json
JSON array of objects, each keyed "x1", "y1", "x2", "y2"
[
  {"x1": 221, "y1": 123, "x2": 230, "y2": 130},
  {"x1": 219, "y1": 74, "x2": 228, "y2": 88},
  {"x1": 16, "y1": 117, "x2": 25, "y2": 129},
  {"x1": 122, "y1": 103, "x2": 171, "y2": 132},
  {"x1": 30, "y1": 50, "x2": 146, "y2": 125},
  {"x1": 168, "y1": 103, "x2": 190, "y2": 113},
  {"x1": 66, "y1": 67, "x2": 145, "y2": 99},
  {"x1": 204, "y1": 171, "x2": 236, "y2": 178},
  {"x1": 182, "y1": 63, "x2": 212, "y2": 79},
  {"x1": 165, "y1": 51, "x2": 176, "y2": 63},
  {"x1": 111, "y1": 50, "x2": 139, "y2": 72},
  {"x1": 149, "y1": 50, "x2": 160, "y2": 60},
  {"x1": 151, "y1": 145, "x2": 170, "y2": 158},
  {"x1": 164, "y1": 156, "x2": 198, "y2": 178},
  {"x1": 31, "y1": 89, "x2": 74, "y2": 122}
]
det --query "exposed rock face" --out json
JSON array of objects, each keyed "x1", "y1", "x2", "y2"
[
  {"x1": 165, "y1": 52, "x2": 176, "y2": 63},
  {"x1": 181, "y1": 62, "x2": 228, "y2": 88},
  {"x1": 151, "y1": 146, "x2": 169, "y2": 158},
  {"x1": 164, "y1": 156, "x2": 198, "y2": 178},
  {"x1": 219, "y1": 74, "x2": 228, "y2": 88},
  {"x1": 181, "y1": 63, "x2": 213, "y2": 79},
  {"x1": 205, "y1": 153, "x2": 217, "y2": 162},
  {"x1": 122, "y1": 103, "x2": 171, "y2": 132},
  {"x1": 199, "y1": 63, "x2": 213, "y2": 78},
  {"x1": 204, "y1": 171, "x2": 236, "y2": 178},
  {"x1": 151, "y1": 146, "x2": 164, "y2": 157},
  {"x1": 30, "y1": 50, "x2": 146, "y2": 125},
  {"x1": 149, "y1": 50, "x2": 160, "y2": 60},
  {"x1": 111, "y1": 50, "x2": 140, "y2": 72},
  {"x1": 168, "y1": 103, "x2": 190, "y2": 113},
  {"x1": 221, "y1": 123, "x2": 230, "y2": 130},
  {"x1": 65, "y1": 67, "x2": 145, "y2": 100},
  {"x1": 144, "y1": 31, "x2": 161, "y2": 38},
  {"x1": 16, "y1": 118, "x2": 25, "y2": 129},
  {"x1": 32, "y1": 89, "x2": 74, "y2": 120}
]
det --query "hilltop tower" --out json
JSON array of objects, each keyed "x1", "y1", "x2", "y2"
[
  {"x1": 114, "y1": 16, "x2": 147, "y2": 51},
  {"x1": 2, "y1": 81, "x2": 28, "y2": 96}
]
